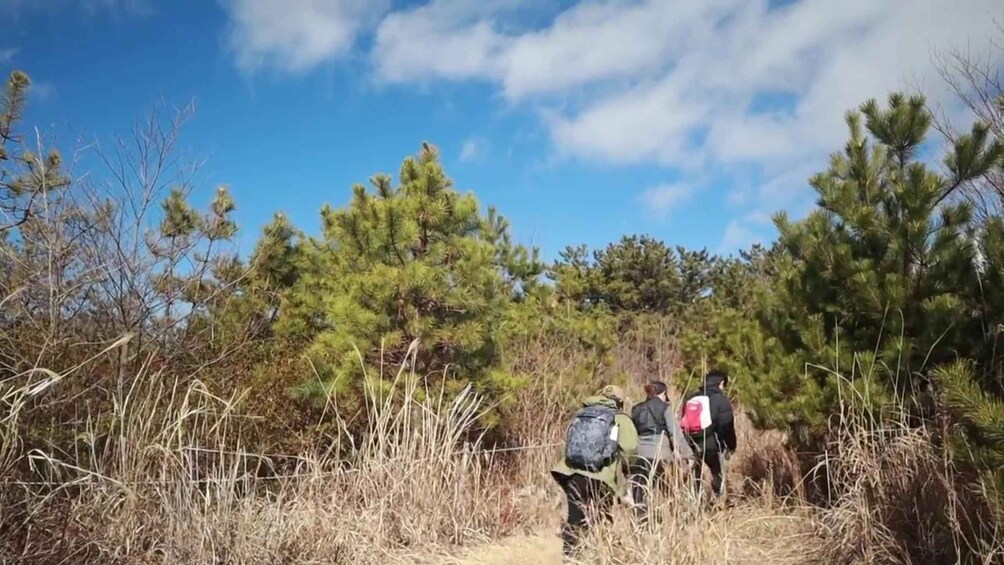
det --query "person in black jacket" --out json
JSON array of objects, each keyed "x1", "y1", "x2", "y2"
[{"x1": 679, "y1": 369, "x2": 737, "y2": 501}]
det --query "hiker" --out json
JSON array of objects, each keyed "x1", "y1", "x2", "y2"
[
  {"x1": 629, "y1": 381, "x2": 693, "y2": 523},
  {"x1": 679, "y1": 369, "x2": 737, "y2": 502},
  {"x1": 551, "y1": 384, "x2": 638, "y2": 557}
]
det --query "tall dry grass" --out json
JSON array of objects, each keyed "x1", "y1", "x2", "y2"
[
  {"x1": 816, "y1": 405, "x2": 1004, "y2": 564},
  {"x1": 1, "y1": 341, "x2": 534, "y2": 564},
  {"x1": 3, "y1": 331, "x2": 1003, "y2": 564},
  {"x1": 560, "y1": 352, "x2": 1004, "y2": 564},
  {"x1": 561, "y1": 404, "x2": 1004, "y2": 565}
]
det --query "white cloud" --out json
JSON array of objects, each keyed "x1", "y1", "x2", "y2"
[
  {"x1": 372, "y1": 0, "x2": 739, "y2": 98},
  {"x1": 0, "y1": 48, "x2": 17, "y2": 64},
  {"x1": 545, "y1": 77, "x2": 713, "y2": 167},
  {"x1": 459, "y1": 137, "x2": 486, "y2": 161},
  {"x1": 367, "y1": 0, "x2": 1002, "y2": 175},
  {"x1": 636, "y1": 183, "x2": 694, "y2": 219},
  {"x1": 372, "y1": 0, "x2": 511, "y2": 83},
  {"x1": 220, "y1": 0, "x2": 1004, "y2": 236},
  {"x1": 495, "y1": 0, "x2": 701, "y2": 99},
  {"x1": 224, "y1": 0, "x2": 391, "y2": 73},
  {"x1": 555, "y1": 0, "x2": 999, "y2": 169}
]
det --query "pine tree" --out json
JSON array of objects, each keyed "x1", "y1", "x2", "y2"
[
  {"x1": 551, "y1": 235, "x2": 692, "y2": 314},
  {"x1": 250, "y1": 212, "x2": 301, "y2": 298},
  {"x1": 0, "y1": 70, "x2": 78, "y2": 379},
  {"x1": 550, "y1": 243, "x2": 595, "y2": 306},
  {"x1": 148, "y1": 186, "x2": 240, "y2": 318},
  {"x1": 199, "y1": 211, "x2": 302, "y2": 352},
  {"x1": 932, "y1": 361, "x2": 1004, "y2": 507},
  {"x1": 675, "y1": 246, "x2": 715, "y2": 307},
  {"x1": 703, "y1": 242, "x2": 783, "y2": 313},
  {"x1": 1, "y1": 71, "x2": 70, "y2": 234},
  {"x1": 691, "y1": 94, "x2": 1004, "y2": 444},
  {"x1": 931, "y1": 171, "x2": 1004, "y2": 508},
  {"x1": 282, "y1": 143, "x2": 542, "y2": 400},
  {"x1": 591, "y1": 236, "x2": 679, "y2": 313}
]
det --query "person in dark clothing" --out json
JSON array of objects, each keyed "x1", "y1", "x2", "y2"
[
  {"x1": 559, "y1": 474, "x2": 615, "y2": 554},
  {"x1": 629, "y1": 381, "x2": 693, "y2": 523},
  {"x1": 679, "y1": 370, "x2": 737, "y2": 501},
  {"x1": 693, "y1": 443, "x2": 726, "y2": 499}
]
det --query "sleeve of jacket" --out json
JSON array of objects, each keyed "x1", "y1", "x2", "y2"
[
  {"x1": 713, "y1": 395, "x2": 738, "y2": 452},
  {"x1": 664, "y1": 405, "x2": 694, "y2": 459},
  {"x1": 616, "y1": 413, "x2": 638, "y2": 460}
]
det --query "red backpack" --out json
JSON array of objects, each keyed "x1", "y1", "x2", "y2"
[{"x1": 680, "y1": 395, "x2": 712, "y2": 435}]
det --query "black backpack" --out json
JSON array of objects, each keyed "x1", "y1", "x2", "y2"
[
  {"x1": 631, "y1": 397, "x2": 669, "y2": 437},
  {"x1": 564, "y1": 404, "x2": 620, "y2": 472}
]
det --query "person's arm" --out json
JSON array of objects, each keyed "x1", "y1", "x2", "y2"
[
  {"x1": 664, "y1": 405, "x2": 693, "y2": 459},
  {"x1": 714, "y1": 398, "x2": 738, "y2": 453},
  {"x1": 617, "y1": 413, "x2": 638, "y2": 460}
]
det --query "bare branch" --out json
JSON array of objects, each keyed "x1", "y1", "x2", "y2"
[{"x1": 930, "y1": 26, "x2": 1004, "y2": 220}]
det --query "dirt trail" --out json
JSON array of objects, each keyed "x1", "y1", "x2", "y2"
[{"x1": 445, "y1": 534, "x2": 562, "y2": 565}]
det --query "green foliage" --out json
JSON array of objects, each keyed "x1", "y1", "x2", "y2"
[
  {"x1": 932, "y1": 361, "x2": 1004, "y2": 508},
  {"x1": 280, "y1": 143, "x2": 543, "y2": 401},
  {"x1": 551, "y1": 235, "x2": 719, "y2": 315},
  {"x1": 500, "y1": 290, "x2": 618, "y2": 377},
  {"x1": 197, "y1": 212, "x2": 304, "y2": 351},
  {"x1": 149, "y1": 186, "x2": 242, "y2": 319},
  {"x1": 684, "y1": 94, "x2": 1004, "y2": 455},
  {"x1": 6, "y1": 60, "x2": 1002, "y2": 509},
  {"x1": 1, "y1": 71, "x2": 71, "y2": 234},
  {"x1": 711, "y1": 243, "x2": 784, "y2": 312}
]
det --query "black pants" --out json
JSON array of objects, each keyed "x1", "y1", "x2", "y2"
[
  {"x1": 628, "y1": 457, "x2": 666, "y2": 523},
  {"x1": 691, "y1": 447, "x2": 725, "y2": 499},
  {"x1": 556, "y1": 473, "x2": 613, "y2": 555}
]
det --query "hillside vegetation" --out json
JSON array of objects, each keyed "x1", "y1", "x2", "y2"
[{"x1": 2, "y1": 63, "x2": 1004, "y2": 564}]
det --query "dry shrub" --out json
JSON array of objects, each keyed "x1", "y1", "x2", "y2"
[
  {"x1": 568, "y1": 469, "x2": 828, "y2": 565},
  {"x1": 817, "y1": 411, "x2": 1004, "y2": 565},
  {"x1": 5, "y1": 329, "x2": 1004, "y2": 565},
  {"x1": 493, "y1": 329, "x2": 597, "y2": 513},
  {"x1": 2, "y1": 345, "x2": 534, "y2": 564},
  {"x1": 727, "y1": 409, "x2": 803, "y2": 502},
  {"x1": 609, "y1": 317, "x2": 683, "y2": 389},
  {"x1": 563, "y1": 392, "x2": 1004, "y2": 565}
]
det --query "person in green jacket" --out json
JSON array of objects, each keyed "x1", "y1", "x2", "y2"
[{"x1": 551, "y1": 384, "x2": 638, "y2": 556}]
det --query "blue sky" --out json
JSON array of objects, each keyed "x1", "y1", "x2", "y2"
[{"x1": 2, "y1": 0, "x2": 1001, "y2": 261}]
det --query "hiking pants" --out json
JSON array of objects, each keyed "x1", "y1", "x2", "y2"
[
  {"x1": 559, "y1": 474, "x2": 614, "y2": 555},
  {"x1": 692, "y1": 448, "x2": 725, "y2": 499},
  {"x1": 628, "y1": 457, "x2": 666, "y2": 523}
]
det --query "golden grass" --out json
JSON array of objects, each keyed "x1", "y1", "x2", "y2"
[{"x1": 2, "y1": 341, "x2": 1002, "y2": 564}]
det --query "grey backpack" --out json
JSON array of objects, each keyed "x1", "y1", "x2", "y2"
[{"x1": 564, "y1": 404, "x2": 619, "y2": 472}]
